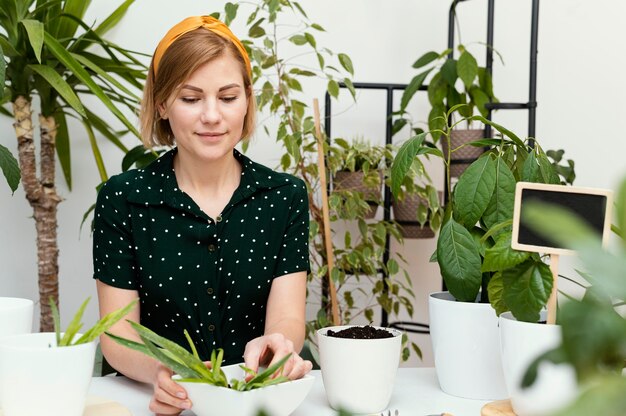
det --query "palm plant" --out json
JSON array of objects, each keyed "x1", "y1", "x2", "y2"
[{"x1": 0, "y1": 0, "x2": 146, "y2": 331}]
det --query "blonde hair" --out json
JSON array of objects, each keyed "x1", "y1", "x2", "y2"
[{"x1": 140, "y1": 28, "x2": 256, "y2": 147}]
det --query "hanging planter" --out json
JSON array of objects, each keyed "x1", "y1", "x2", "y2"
[
  {"x1": 441, "y1": 129, "x2": 486, "y2": 178},
  {"x1": 392, "y1": 190, "x2": 442, "y2": 239},
  {"x1": 333, "y1": 170, "x2": 383, "y2": 219}
]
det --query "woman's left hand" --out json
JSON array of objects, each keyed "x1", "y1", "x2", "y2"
[{"x1": 243, "y1": 333, "x2": 313, "y2": 380}]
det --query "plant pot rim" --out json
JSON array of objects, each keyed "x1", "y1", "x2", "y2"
[
  {"x1": 499, "y1": 310, "x2": 557, "y2": 327},
  {"x1": 429, "y1": 291, "x2": 493, "y2": 307},
  {"x1": 316, "y1": 325, "x2": 402, "y2": 339},
  {"x1": 0, "y1": 332, "x2": 94, "y2": 351},
  {"x1": 0, "y1": 297, "x2": 34, "y2": 310}
]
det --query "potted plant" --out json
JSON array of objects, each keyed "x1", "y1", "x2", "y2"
[
  {"x1": 510, "y1": 180, "x2": 626, "y2": 415},
  {"x1": 329, "y1": 138, "x2": 387, "y2": 219},
  {"x1": 398, "y1": 45, "x2": 499, "y2": 178},
  {"x1": 391, "y1": 109, "x2": 576, "y2": 400},
  {"x1": 107, "y1": 321, "x2": 315, "y2": 416},
  {"x1": 0, "y1": 0, "x2": 146, "y2": 331},
  {"x1": 215, "y1": 0, "x2": 420, "y2": 363},
  {"x1": 316, "y1": 325, "x2": 402, "y2": 414},
  {"x1": 0, "y1": 298, "x2": 135, "y2": 416}
]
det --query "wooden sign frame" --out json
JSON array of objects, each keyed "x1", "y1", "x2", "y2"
[{"x1": 512, "y1": 181, "x2": 613, "y2": 255}]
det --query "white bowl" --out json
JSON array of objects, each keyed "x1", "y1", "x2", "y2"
[
  {"x1": 0, "y1": 297, "x2": 34, "y2": 337},
  {"x1": 174, "y1": 363, "x2": 315, "y2": 416}
]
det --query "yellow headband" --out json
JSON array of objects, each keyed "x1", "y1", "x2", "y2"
[{"x1": 152, "y1": 15, "x2": 251, "y2": 77}]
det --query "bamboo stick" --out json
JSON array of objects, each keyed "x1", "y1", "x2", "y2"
[{"x1": 313, "y1": 98, "x2": 340, "y2": 326}]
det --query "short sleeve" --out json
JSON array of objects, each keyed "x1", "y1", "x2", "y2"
[
  {"x1": 273, "y1": 179, "x2": 310, "y2": 278},
  {"x1": 92, "y1": 175, "x2": 138, "y2": 289}
]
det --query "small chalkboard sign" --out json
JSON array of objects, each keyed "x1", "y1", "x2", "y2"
[{"x1": 512, "y1": 182, "x2": 613, "y2": 256}]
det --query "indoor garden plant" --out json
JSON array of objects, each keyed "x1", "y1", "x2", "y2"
[
  {"x1": 517, "y1": 178, "x2": 626, "y2": 416},
  {"x1": 316, "y1": 324, "x2": 401, "y2": 414},
  {"x1": 391, "y1": 107, "x2": 576, "y2": 399},
  {"x1": 396, "y1": 44, "x2": 499, "y2": 178},
  {"x1": 0, "y1": 0, "x2": 146, "y2": 330},
  {"x1": 329, "y1": 138, "x2": 387, "y2": 219},
  {"x1": 213, "y1": 1, "x2": 421, "y2": 362},
  {"x1": 0, "y1": 297, "x2": 136, "y2": 416},
  {"x1": 107, "y1": 321, "x2": 315, "y2": 416}
]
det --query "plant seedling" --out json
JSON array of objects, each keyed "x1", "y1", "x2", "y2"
[
  {"x1": 106, "y1": 321, "x2": 292, "y2": 391},
  {"x1": 49, "y1": 297, "x2": 137, "y2": 347}
]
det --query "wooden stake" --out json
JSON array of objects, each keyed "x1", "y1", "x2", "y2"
[
  {"x1": 313, "y1": 98, "x2": 340, "y2": 326},
  {"x1": 546, "y1": 254, "x2": 559, "y2": 325}
]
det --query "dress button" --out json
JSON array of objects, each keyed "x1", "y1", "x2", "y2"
[
  {"x1": 208, "y1": 244, "x2": 216, "y2": 252},
  {"x1": 216, "y1": 214, "x2": 222, "y2": 222},
  {"x1": 208, "y1": 324, "x2": 215, "y2": 331},
  {"x1": 206, "y1": 287, "x2": 214, "y2": 295}
]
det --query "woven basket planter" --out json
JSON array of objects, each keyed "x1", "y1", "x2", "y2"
[
  {"x1": 392, "y1": 191, "x2": 442, "y2": 239},
  {"x1": 333, "y1": 170, "x2": 383, "y2": 219},
  {"x1": 441, "y1": 129, "x2": 486, "y2": 178}
]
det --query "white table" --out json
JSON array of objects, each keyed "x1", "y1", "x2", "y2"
[{"x1": 89, "y1": 368, "x2": 489, "y2": 415}]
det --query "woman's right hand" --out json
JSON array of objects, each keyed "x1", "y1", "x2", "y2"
[{"x1": 150, "y1": 363, "x2": 192, "y2": 415}]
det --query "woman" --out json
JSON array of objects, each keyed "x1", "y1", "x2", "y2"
[{"x1": 93, "y1": 16, "x2": 312, "y2": 414}]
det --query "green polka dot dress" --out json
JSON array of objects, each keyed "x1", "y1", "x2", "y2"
[{"x1": 93, "y1": 148, "x2": 310, "y2": 363}]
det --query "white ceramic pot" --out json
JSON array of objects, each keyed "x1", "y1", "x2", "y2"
[
  {"x1": 499, "y1": 311, "x2": 578, "y2": 416},
  {"x1": 429, "y1": 291, "x2": 508, "y2": 400},
  {"x1": 0, "y1": 297, "x2": 34, "y2": 337},
  {"x1": 317, "y1": 325, "x2": 402, "y2": 414},
  {"x1": 0, "y1": 332, "x2": 96, "y2": 416}
]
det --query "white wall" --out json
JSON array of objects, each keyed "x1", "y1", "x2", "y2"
[{"x1": 1, "y1": 0, "x2": 625, "y2": 367}]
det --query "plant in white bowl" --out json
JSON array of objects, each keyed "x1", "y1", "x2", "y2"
[
  {"x1": 0, "y1": 298, "x2": 136, "y2": 416},
  {"x1": 107, "y1": 321, "x2": 315, "y2": 416},
  {"x1": 317, "y1": 325, "x2": 402, "y2": 414}
]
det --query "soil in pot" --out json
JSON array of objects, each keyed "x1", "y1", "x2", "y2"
[{"x1": 326, "y1": 325, "x2": 394, "y2": 339}]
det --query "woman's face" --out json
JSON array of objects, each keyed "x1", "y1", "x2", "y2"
[{"x1": 159, "y1": 52, "x2": 248, "y2": 163}]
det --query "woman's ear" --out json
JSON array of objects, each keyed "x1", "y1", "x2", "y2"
[{"x1": 157, "y1": 102, "x2": 168, "y2": 120}]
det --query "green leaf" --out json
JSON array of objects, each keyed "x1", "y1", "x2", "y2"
[
  {"x1": 470, "y1": 86, "x2": 490, "y2": 117},
  {"x1": 338, "y1": 53, "x2": 353, "y2": 75},
  {"x1": 43, "y1": 30, "x2": 140, "y2": 137},
  {"x1": 391, "y1": 118, "x2": 407, "y2": 137},
  {"x1": 502, "y1": 259, "x2": 553, "y2": 322},
  {"x1": 57, "y1": 0, "x2": 91, "y2": 41},
  {"x1": 224, "y1": 2, "x2": 239, "y2": 25},
  {"x1": 289, "y1": 34, "x2": 307, "y2": 46},
  {"x1": 482, "y1": 232, "x2": 530, "y2": 272},
  {"x1": 453, "y1": 155, "x2": 497, "y2": 228},
  {"x1": 128, "y1": 321, "x2": 213, "y2": 379},
  {"x1": 400, "y1": 68, "x2": 431, "y2": 111},
  {"x1": 0, "y1": 143, "x2": 20, "y2": 193},
  {"x1": 60, "y1": 297, "x2": 90, "y2": 346},
  {"x1": 482, "y1": 158, "x2": 516, "y2": 229},
  {"x1": 412, "y1": 51, "x2": 439, "y2": 69},
  {"x1": 327, "y1": 79, "x2": 339, "y2": 98},
  {"x1": 0, "y1": 45, "x2": 6, "y2": 96},
  {"x1": 94, "y1": 0, "x2": 134, "y2": 37},
  {"x1": 21, "y1": 19, "x2": 44, "y2": 63},
  {"x1": 72, "y1": 53, "x2": 140, "y2": 101},
  {"x1": 437, "y1": 217, "x2": 482, "y2": 302},
  {"x1": 469, "y1": 115, "x2": 525, "y2": 148},
  {"x1": 390, "y1": 132, "x2": 428, "y2": 196},
  {"x1": 457, "y1": 50, "x2": 478, "y2": 90},
  {"x1": 522, "y1": 149, "x2": 540, "y2": 182},
  {"x1": 55, "y1": 110, "x2": 71, "y2": 189},
  {"x1": 28, "y1": 64, "x2": 86, "y2": 117},
  {"x1": 487, "y1": 272, "x2": 508, "y2": 315},
  {"x1": 75, "y1": 299, "x2": 137, "y2": 344},
  {"x1": 440, "y1": 58, "x2": 457, "y2": 87}
]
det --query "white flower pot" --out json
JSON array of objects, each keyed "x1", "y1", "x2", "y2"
[
  {"x1": 0, "y1": 297, "x2": 34, "y2": 337},
  {"x1": 499, "y1": 311, "x2": 578, "y2": 416},
  {"x1": 429, "y1": 291, "x2": 508, "y2": 400},
  {"x1": 0, "y1": 332, "x2": 96, "y2": 416},
  {"x1": 317, "y1": 325, "x2": 402, "y2": 414}
]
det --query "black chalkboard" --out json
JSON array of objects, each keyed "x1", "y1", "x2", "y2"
[{"x1": 512, "y1": 182, "x2": 613, "y2": 255}]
